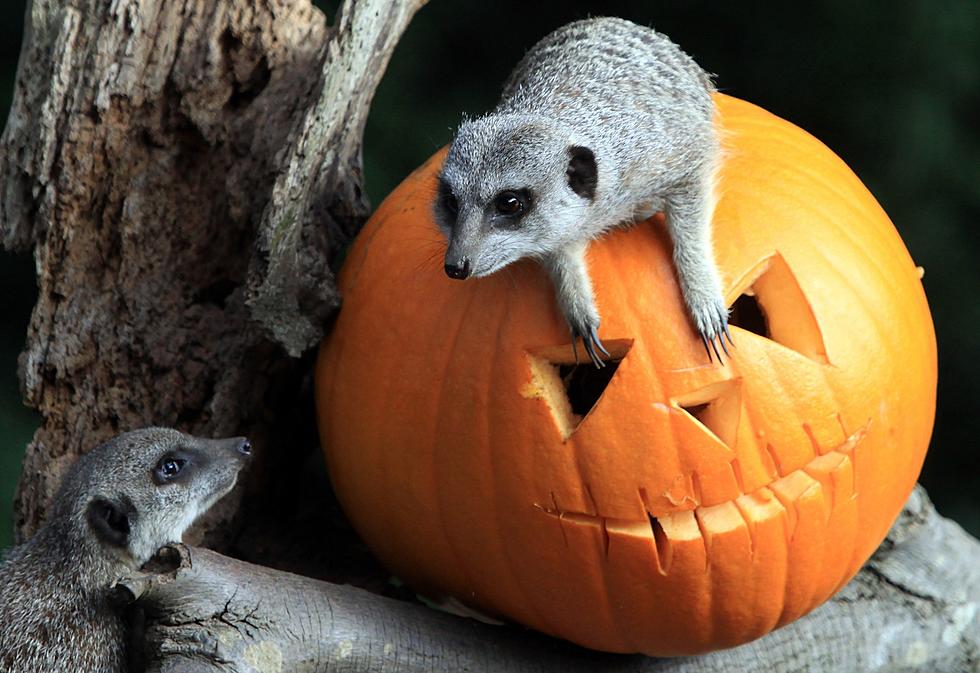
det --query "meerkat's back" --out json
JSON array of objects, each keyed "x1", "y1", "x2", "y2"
[
  {"x1": 496, "y1": 17, "x2": 718, "y2": 209},
  {"x1": 499, "y1": 18, "x2": 715, "y2": 125}
]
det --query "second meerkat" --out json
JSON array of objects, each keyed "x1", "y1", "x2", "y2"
[{"x1": 435, "y1": 17, "x2": 730, "y2": 366}]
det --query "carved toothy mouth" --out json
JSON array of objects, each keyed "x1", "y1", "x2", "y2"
[{"x1": 532, "y1": 420, "x2": 868, "y2": 574}]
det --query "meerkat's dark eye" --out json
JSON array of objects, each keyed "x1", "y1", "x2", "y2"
[
  {"x1": 438, "y1": 179, "x2": 459, "y2": 218},
  {"x1": 154, "y1": 456, "x2": 186, "y2": 483},
  {"x1": 494, "y1": 190, "x2": 525, "y2": 217}
]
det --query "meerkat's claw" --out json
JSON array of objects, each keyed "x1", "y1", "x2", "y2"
[
  {"x1": 580, "y1": 324, "x2": 606, "y2": 368},
  {"x1": 711, "y1": 335, "x2": 724, "y2": 362},
  {"x1": 695, "y1": 303, "x2": 732, "y2": 364},
  {"x1": 716, "y1": 324, "x2": 730, "y2": 359},
  {"x1": 701, "y1": 332, "x2": 727, "y2": 363},
  {"x1": 701, "y1": 333, "x2": 713, "y2": 359},
  {"x1": 567, "y1": 313, "x2": 607, "y2": 368},
  {"x1": 583, "y1": 336, "x2": 605, "y2": 368},
  {"x1": 571, "y1": 325, "x2": 606, "y2": 368},
  {"x1": 589, "y1": 325, "x2": 610, "y2": 358},
  {"x1": 702, "y1": 327, "x2": 735, "y2": 363},
  {"x1": 723, "y1": 321, "x2": 734, "y2": 348}
]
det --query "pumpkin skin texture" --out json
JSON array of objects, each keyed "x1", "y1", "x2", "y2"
[{"x1": 315, "y1": 95, "x2": 936, "y2": 656}]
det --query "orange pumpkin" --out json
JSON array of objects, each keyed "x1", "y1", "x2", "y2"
[{"x1": 315, "y1": 95, "x2": 936, "y2": 655}]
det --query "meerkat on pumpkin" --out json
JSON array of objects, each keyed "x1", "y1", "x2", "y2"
[{"x1": 434, "y1": 17, "x2": 730, "y2": 366}]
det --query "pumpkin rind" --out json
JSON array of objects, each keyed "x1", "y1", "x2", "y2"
[{"x1": 315, "y1": 95, "x2": 937, "y2": 655}]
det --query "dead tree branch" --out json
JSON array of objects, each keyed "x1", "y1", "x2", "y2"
[{"x1": 246, "y1": 0, "x2": 428, "y2": 356}]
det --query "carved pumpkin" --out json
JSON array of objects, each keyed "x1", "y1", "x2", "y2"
[{"x1": 315, "y1": 95, "x2": 936, "y2": 655}]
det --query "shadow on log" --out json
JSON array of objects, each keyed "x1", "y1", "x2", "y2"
[{"x1": 119, "y1": 486, "x2": 978, "y2": 673}]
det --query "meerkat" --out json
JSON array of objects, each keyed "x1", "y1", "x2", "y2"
[
  {"x1": 0, "y1": 427, "x2": 252, "y2": 673},
  {"x1": 434, "y1": 17, "x2": 730, "y2": 366}
]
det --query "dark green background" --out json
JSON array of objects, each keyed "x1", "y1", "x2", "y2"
[{"x1": 2, "y1": 1, "x2": 978, "y2": 551}]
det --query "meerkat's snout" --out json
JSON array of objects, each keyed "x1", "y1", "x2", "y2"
[
  {"x1": 234, "y1": 437, "x2": 252, "y2": 456},
  {"x1": 444, "y1": 256, "x2": 471, "y2": 280},
  {"x1": 444, "y1": 225, "x2": 480, "y2": 279},
  {"x1": 208, "y1": 435, "x2": 252, "y2": 461}
]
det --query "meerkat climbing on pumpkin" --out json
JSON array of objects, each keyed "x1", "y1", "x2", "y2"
[{"x1": 434, "y1": 17, "x2": 730, "y2": 366}]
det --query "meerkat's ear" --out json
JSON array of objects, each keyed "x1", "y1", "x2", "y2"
[
  {"x1": 86, "y1": 496, "x2": 135, "y2": 548},
  {"x1": 567, "y1": 145, "x2": 598, "y2": 200}
]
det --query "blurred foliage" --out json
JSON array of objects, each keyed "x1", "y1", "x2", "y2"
[{"x1": 1, "y1": 0, "x2": 978, "y2": 553}]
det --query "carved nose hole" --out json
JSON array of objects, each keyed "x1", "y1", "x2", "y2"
[
  {"x1": 682, "y1": 402, "x2": 710, "y2": 420},
  {"x1": 675, "y1": 379, "x2": 742, "y2": 449}
]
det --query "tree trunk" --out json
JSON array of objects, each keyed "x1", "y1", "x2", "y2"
[
  {"x1": 2, "y1": 2, "x2": 977, "y2": 672},
  {"x1": 0, "y1": 0, "x2": 424, "y2": 564}
]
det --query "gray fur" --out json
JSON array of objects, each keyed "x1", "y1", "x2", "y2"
[
  {"x1": 0, "y1": 428, "x2": 250, "y2": 672},
  {"x1": 435, "y1": 17, "x2": 729, "y2": 364}
]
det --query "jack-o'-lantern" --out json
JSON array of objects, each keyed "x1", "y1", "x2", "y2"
[{"x1": 315, "y1": 95, "x2": 936, "y2": 655}]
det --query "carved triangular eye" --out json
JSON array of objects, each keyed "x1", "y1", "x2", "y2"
[
  {"x1": 523, "y1": 340, "x2": 633, "y2": 439},
  {"x1": 728, "y1": 252, "x2": 829, "y2": 364},
  {"x1": 728, "y1": 293, "x2": 767, "y2": 338},
  {"x1": 558, "y1": 362, "x2": 622, "y2": 418}
]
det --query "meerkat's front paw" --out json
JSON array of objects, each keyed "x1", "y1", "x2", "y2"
[
  {"x1": 689, "y1": 295, "x2": 732, "y2": 363},
  {"x1": 567, "y1": 311, "x2": 610, "y2": 369}
]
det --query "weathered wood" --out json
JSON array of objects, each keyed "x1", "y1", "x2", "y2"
[
  {"x1": 247, "y1": 0, "x2": 428, "y2": 356},
  {"x1": 121, "y1": 486, "x2": 980, "y2": 673},
  {"x1": 0, "y1": 0, "x2": 425, "y2": 548}
]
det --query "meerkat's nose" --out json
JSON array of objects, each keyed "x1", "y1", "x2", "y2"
[{"x1": 445, "y1": 258, "x2": 471, "y2": 280}]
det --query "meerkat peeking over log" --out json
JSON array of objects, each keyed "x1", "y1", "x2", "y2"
[
  {"x1": 0, "y1": 428, "x2": 252, "y2": 672},
  {"x1": 435, "y1": 17, "x2": 729, "y2": 366}
]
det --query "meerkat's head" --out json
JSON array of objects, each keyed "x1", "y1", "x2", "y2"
[
  {"x1": 51, "y1": 427, "x2": 251, "y2": 568},
  {"x1": 435, "y1": 113, "x2": 598, "y2": 278}
]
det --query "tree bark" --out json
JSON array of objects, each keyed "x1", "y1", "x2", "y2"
[
  {"x1": 118, "y1": 486, "x2": 980, "y2": 673},
  {"x1": 246, "y1": 0, "x2": 425, "y2": 356},
  {"x1": 0, "y1": 0, "x2": 424, "y2": 556}
]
